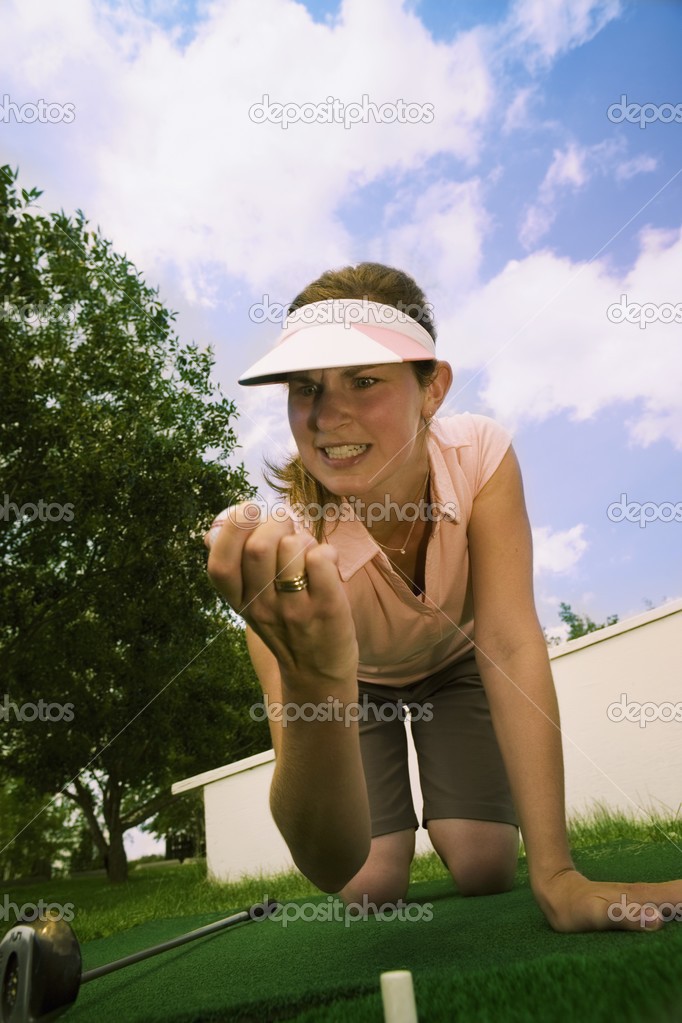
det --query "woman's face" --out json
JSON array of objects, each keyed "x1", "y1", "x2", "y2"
[{"x1": 287, "y1": 362, "x2": 432, "y2": 502}]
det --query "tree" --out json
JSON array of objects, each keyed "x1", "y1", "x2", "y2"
[
  {"x1": 557, "y1": 602, "x2": 619, "y2": 641},
  {"x1": 0, "y1": 165, "x2": 269, "y2": 883},
  {"x1": 0, "y1": 774, "x2": 74, "y2": 882}
]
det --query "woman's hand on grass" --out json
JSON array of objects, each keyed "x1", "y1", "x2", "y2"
[
  {"x1": 204, "y1": 503, "x2": 359, "y2": 688},
  {"x1": 535, "y1": 867, "x2": 682, "y2": 932}
]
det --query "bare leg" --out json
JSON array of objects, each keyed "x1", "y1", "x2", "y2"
[
  {"x1": 427, "y1": 819, "x2": 519, "y2": 895},
  {"x1": 338, "y1": 828, "x2": 416, "y2": 906}
]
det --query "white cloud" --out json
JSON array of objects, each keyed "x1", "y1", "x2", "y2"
[
  {"x1": 0, "y1": 0, "x2": 634, "y2": 321},
  {"x1": 544, "y1": 622, "x2": 570, "y2": 643},
  {"x1": 8, "y1": 0, "x2": 673, "y2": 457},
  {"x1": 532, "y1": 524, "x2": 589, "y2": 575},
  {"x1": 519, "y1": 141, "x2": 594, "y2": 248},
  {"x1": 0, "y1": 0, "x2": 495, "y2": 305},
  {"x1": 519, "y1": 139, "x2": 661, "y2": 248},
  {"x1": 518, "y1": 204, "x2": 556, "y2": 250},
  {"x1": 237, "y1": 384, "x2": 291, "y2": 459},
  {"x1": 503, "y1": 0, "x2": 622, "y2": 70},
  {"x1": 437, "y1": 225, "x2": 682, "y2": 448},
  {"x1": 614, "y1": 154, "x2": 658, "y2": 182},
  {"x1": 232, "y1": 382, "x2": 305, "y2": 504},
  {"x1": 372, "y1": 178, "x2": 491, "y2": 304},
  {"x1": 543, "y1": 143, "x2": 589, "y2": 191},
  {"x1": 520, "y1": 142, "x2": 590, "y2": 247},
  {"x1": 501, "y1": 85, "x2": 538, "y2": 134}
]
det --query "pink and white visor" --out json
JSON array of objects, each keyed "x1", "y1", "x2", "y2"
[{"x1": 238, "y1": 299, "x2": 436, "y2": 386}]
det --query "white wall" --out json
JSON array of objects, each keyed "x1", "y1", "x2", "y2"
[
  {"x1": 549, "y1": 603, "x2": 682, "y2": 820},
  {"x1": 172, "y1": 600, "x2": 682, "y2": 883}
]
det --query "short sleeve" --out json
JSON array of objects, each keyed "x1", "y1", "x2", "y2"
[{"x1": 468, "y1": 414, "x2": 513, "y2": 497}]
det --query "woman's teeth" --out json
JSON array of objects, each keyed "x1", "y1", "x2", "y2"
[{"x1": 323, "y1": 444, "x2": 368, "y2": 459}]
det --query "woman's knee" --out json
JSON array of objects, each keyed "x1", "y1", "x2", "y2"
[
  {"x1": 427, "y1": 818, "x2": 519, "y2": 896},
  {"x1": 338, "y1": 828, "x2": 415, "y2": 907}
]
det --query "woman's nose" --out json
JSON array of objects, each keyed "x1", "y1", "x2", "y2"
[{"x1": 310, "y1": 388, "x2": 352, "y2": 430}]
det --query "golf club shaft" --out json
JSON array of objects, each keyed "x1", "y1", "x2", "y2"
[{"x1": 80, "y1": 908, "x2": 252, "y2": 983}]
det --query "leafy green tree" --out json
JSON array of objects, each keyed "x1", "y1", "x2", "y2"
[
  {"x1": 0, "y1": 774, "x2": 74, "y2": 882},
  {"x1": 0, "y1": 165, "x2": 269, "y2": 883},
  {"x1": 558, "y1": 602, "x2": 619, "y2": 641}
]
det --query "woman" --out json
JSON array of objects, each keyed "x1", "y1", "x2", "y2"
[{"x1": 206, "y1": 263, "x2": 679, "y2": 932}]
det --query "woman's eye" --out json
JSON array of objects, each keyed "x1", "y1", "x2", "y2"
[{"x1": 295, "y1": 378, "x2": 376, "y2": 396}]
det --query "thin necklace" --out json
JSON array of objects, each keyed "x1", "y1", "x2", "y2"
[{"x1": 369, "y1": 467, "x2": 430, "y2": 555}]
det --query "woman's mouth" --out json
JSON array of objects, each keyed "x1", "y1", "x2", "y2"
[
  {"x1": 319, "y1": 443, "x2": 370, "y2": 467},
  {"x1": 323, "y1": 443, "x2": 368, "y2": 459}
]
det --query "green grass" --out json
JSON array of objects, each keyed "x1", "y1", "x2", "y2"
[
  {"x1": 1, "y1": 804, "x2": 680, "y2": 944},
  {"x1": 564, "y1": 800, "x2": 681, "y2": 851}
]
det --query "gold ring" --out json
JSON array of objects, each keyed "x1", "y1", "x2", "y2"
[{"x1": 274, "y1": 572, "x2": 309, "y2": 592}]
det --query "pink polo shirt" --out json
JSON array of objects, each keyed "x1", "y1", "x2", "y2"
[{"x1": 320, "y1": 413, "x2": 513, "y2": 686}]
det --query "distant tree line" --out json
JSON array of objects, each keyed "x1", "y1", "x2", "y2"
[{"x1": 544, "y1": 602, "x2": 619, "y2": 647}]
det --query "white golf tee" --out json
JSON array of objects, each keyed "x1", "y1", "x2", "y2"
[{"x1": 380, "y1": 970, "x2": 419, "y2": 1023}]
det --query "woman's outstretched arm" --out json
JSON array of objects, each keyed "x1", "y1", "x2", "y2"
[
  {"x1": 206, "y1": 506, "x2": 371, "y2": 891},
  {"x1": 468, "y1": 445, "x2": 681, "y2": 932}
]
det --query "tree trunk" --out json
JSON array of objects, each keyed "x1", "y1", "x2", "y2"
[
  {"x1": 104, "y1": 775, "x2": 128, "y2": 884},
  {"x1": 106, "y1": 822, "x2": 128, "y2": 883},
  {"x1": 67, "y1": 777, "x2": 110, "y2": 864},
  {"x1": 66, "y1": 774, "x2": 129, "y2": 882}
]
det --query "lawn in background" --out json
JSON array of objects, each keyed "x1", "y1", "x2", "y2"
[{"x1": 1, "y1": 804, "x2": 680, "y2": 943}]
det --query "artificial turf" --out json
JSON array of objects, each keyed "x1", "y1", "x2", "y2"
[{"x1": 62, "y1": 838, "x2": 681, "y2": 1022}]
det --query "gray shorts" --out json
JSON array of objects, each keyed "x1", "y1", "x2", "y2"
[{"x1": 357, "y1": 651, "x2": 520, "y2": 837}]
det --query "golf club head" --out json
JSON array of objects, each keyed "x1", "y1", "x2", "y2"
[{"x1": 0, "y1": 918, "x2": 81, "y2": 1023}]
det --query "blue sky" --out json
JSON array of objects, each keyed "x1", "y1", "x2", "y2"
[
  {"x1": 2, "y1": 0, "x2": 680, "y2": 627},
  {"x1": 1, "y1": 0, "x2": 680, "y2": 850}
]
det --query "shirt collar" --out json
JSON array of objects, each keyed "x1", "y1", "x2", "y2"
[{"x1": 324, "y1": 425, "x2": 462, "y2": 582}]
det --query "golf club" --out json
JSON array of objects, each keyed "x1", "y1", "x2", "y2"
[{"x1": 0, "y1": 899, "x2": 278, "y2": 1023}]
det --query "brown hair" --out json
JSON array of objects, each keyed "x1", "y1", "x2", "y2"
[{"x1": 263, "y1": 262, "x2": 438, "y2": 541}]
